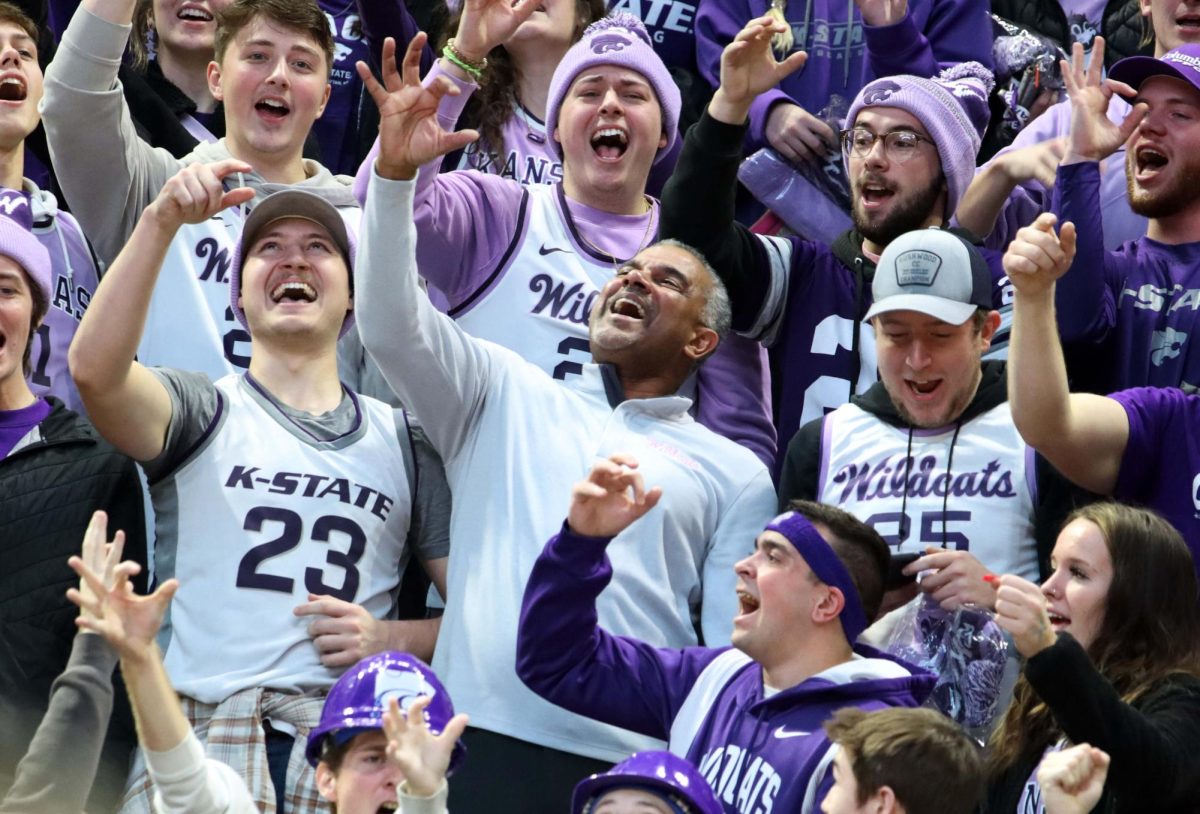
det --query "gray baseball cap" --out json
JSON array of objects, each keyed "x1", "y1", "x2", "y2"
[{"x1": 864, "y1": 228, "x2": 992, "y2": 325}]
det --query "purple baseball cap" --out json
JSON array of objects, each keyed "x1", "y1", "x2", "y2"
[{"x1": 1109, "y1": 43, "x2": 1200, "y2": 99}]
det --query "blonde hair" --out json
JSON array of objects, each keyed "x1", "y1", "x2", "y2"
[{"x1": 768, "y1": 0, "x2": 794, "y2": 56}]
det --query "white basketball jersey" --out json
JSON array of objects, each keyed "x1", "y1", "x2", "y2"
[
  {"x1": 451, "y1": 184, "x2": 622, "y2": 380},
  {"x1": 817, "y1": 402, "x2": 1040, "y2": 580},
  {"x1": 151, "y1": 375, "x2": 413, "y2": 702}
]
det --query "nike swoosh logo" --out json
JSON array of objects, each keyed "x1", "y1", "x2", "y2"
[
  {"x1": 773, "y1": 726, "x2": 812, "y2": 739},
  {"x1": 539, "y1": 244, "x2": 571, "y2": 256}
]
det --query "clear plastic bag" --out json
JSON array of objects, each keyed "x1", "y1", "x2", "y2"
[{"x1": 883, "y1": 593, "x2": 1009, "y2": 741}]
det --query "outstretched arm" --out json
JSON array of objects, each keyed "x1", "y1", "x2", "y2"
[
  {"x1": 1004, "y1": 213, "x2": 1129, "y2": 495},
  {"x1": 69, "y1": 161, "x2": 254, "y2": 462}
]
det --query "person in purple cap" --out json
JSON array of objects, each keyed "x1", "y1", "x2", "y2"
[
  {"x1": 0, "y1": 193, "x2": 146, "y2": 807},
  {"x1": 660, "y1": 18, "x2": 1014, "y2": 471},
  {"x1": 1021, "y1": 40, "x2": 1200, "y2": 394},
  {"x1": 351, "y1": 5, "x2": 776, "y2": 469},
  {"x1": 68, "y1": 161, "x2": 450, "y2": 812},
  {"x1": 1004, "y1": 211, "x2": 1200, "y2": 567},
  {"x1": 515, "y1": 455, "x2": 935, "y2": 814}
]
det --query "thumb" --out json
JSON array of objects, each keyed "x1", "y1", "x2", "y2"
[
  {"x1": 1058, "y1": 221, "x2": 1077, "y2": 260},
  {"x1": 777, "y1": 50, "x2": 808, "y2": 79},
  {"x1": 1117, "y1": 101, "x2": 1148, "y2": 141},
  {"x1": 222, "y1": 187, "x2": 256, "y2": 210}
]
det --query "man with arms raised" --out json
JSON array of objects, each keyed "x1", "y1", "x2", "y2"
[
  {"x1": 660, "y1": 16, "x2": 1006, "y2": 461},
  {"x1": 69, "y1": 162, "x2": 449, "y2": 812},
  {"x1": 44, "y1": 0, "x2": 357, "y2": 381},
  {"x1": 516, "y1": 458, "x2": 933, "y2": 814},
  {"x1": 354, "y1": 35, "x2": 775, "y2": 811}
]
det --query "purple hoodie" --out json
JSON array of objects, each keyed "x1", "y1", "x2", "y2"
[
  {"x1": 517, "y1": 524, "x2": 936, "y2": 814},
  {"x1": 694, "y1": 0, "x2": 994, "y2": 153},
  {"x1": 1052, "y1": 160, "x2": 1200, "y2": 393}
]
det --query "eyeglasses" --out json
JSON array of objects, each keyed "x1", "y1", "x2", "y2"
[{"x1": 840, "y1": 128, "x2": 935, "y2": 163}]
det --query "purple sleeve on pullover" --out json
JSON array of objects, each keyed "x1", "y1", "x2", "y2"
[
  {"x1": 1051, "y1": 160, "x2": 1119, "y2": 342},
  {"x1": 517, "y1": 523, "x2": 728, "y2": 739}
]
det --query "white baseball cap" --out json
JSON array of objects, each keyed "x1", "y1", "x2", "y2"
[{"x1": 864, "y1": 228, "x2": 993, "y2": 325}]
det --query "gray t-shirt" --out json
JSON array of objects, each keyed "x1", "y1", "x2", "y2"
[{"x1": 145, "y1": 368, "x2": 450, "y2": 565}]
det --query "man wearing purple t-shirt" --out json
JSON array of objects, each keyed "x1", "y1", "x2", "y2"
[
  {"x1": 1044, "y1": 43, "x2": 1200, "y2": 393},
  {"x1": 1005, "y1": 213, "x2": 1200, "y2": 564},
  {"x1": 516, "y1": 460, "x2": 934, "y2": 814}
]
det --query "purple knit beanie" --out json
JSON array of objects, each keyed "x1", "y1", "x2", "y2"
[
  {"x1": 845, "y1": 62, "x2": 994, "y2": 220},
  {"x1": 0, "y1": 188, "x2": 50, "y2": 307},
  {"x1": 544, "y1": 12, "x2": 680, "y2": 165}
]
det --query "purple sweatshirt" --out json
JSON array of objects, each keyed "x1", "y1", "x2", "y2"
[
  {"x1": 356, "y1": 65, "x2": 776, "y2": 466},
  {"x1": 972, "y1": 96, "x2": 1147, "y2": 253},
  {"x1": 1111, "y1": 387, "x2": 1200, "y2": 569},
  {"x1": 1052, "y1": 160, "x2": 1200, "y2": 393},
  {"x1": 694, "y1": 0, "x2": 994, "y2": 153},
  {"x1": 517, "y1": 524, "x2": 936, "y2": 814}
]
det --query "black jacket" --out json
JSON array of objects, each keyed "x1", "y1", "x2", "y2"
[
  {"x1": 0, "y1": 399, "x2": 145, "y2": 809},
  {"x1": 778, "y1": 361, "x2": 1088, "y2": 575},
  {"x1": 983, "y1": 634, "x2": 1200, "y2": 813}
]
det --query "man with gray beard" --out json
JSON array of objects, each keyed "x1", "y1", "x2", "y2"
[
  {"x1": 778, "y1": 229, "x2": 1079, "y2": 625},
  {"x1": 1050, "y1": 42, "x2": 1200, "y2": 393}
]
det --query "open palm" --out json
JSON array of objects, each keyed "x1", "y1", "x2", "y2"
[
  {"x1": 719, "y1": 16, "x2": 808, "y2": 109},
  {"x1": 1062, "y1": 37, "x2": 1146, "y2": 162}
]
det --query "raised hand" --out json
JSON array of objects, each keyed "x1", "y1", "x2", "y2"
[
  {"x1": 1037, "y1": 744, "x2": 1111, "y2": 814},
  {"x1": 710, "y1": 16, "x2": 808, "y2": 124},
  {"x1": 1003, "y1": 213, "x2": 1077, "y2": 298},
  {"x1": 994, "y1": 573, "x2": 1056, "y2": 658},
  {"x1": 451, "y1": 0, "x2": 542, "y2": 65},
  {"x1": 764, "y1": 102, "x2": 837, "y2": 164},
  {"x1": 996, "y1": 137, "x2": 1068, "y2": 189},
  {"x1": 384, "y1": 696, "x2": 469, "y2": 798},
  {"x1": 1061, "y1": 38, "x2": 1147, "y2": 163},
  {"x1": 906, "y1": 548, "x2": 997, "y2": 610},
  {"x1": 357, "y1": 35, "x2": 481, "y2": 181},
  {"x1": 853, "y1": 0, "x2": 907, "y2": 27},
  {"x1": 145, "y1": 159, "x2": 255, "y2": 231},
  {"x1": 295, "y1": 594, "x2": 390, "y2": 668},
  {"x1": 567, "y1": 454, "x2": 662, "y2": 538},
  {"x1": 67, "y1": 514, "x2": 179, "y2": 662}
]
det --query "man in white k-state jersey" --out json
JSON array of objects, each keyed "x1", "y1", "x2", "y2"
[{"x1": 68, "y1": 161, "x2": 450, "y2": 814}]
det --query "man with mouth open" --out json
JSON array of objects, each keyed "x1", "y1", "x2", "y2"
[
  {"x1": 68, "y1": 164, "x2": 450, "y2": 813},
  {"x1": 659, "y1": 16, "x2": 1011, "y2": 472},
  {"x1": 41, "y1": 0, "x2": 360, "y2": 384},
  {"x1": 1042, "y1": 42, "x2": 1200, "y2": 394},
  {"x1": 351, "y1": 4, "x2": 776, "y2": 469},
  {"x1": 778, "y1": 229, "x2": 1079, "y2": 629},
  {"x1": 353, "y1": 34, "x2": 776, "y2": 811},
  {"x1": 515, "y1": 457, "x2": 934, "y2": 814}
]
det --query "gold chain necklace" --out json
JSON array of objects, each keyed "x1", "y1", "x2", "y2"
[{"x1": 575, "y1": 197, "x2": 657, "y2": 271}]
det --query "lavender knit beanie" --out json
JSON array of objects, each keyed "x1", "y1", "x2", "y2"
[
  {"x1": 544, "y1": 12, "x2": 681, "y2": 164},
  {"x1": 0, "y1": 188, "x2": 50, "y2": 306},
  {"x1": 846, "y1": 62, "x2": 994, "y2": 220}
]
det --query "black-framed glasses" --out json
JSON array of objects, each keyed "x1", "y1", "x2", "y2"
[{"x1": 840, "y1": 127, "x2": 935, "y2": 163}]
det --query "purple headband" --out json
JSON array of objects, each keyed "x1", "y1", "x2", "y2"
[{"x1": 766, "y1": 511, "x2": 869, "y2": 644}]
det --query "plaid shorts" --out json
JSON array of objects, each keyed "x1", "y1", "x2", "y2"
[{"x1": 119, "y1": 688, "x2": 329, "y2": 814}]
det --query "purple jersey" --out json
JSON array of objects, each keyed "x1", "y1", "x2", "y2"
[
  {"x1": 1112, "y1": 387, "x2": 1200, "y2": 566},
  {"x1": 517, "y1": 525, "x2": 935, "y2": 814},
  {"x1": 1053, "y1": 161, "x2": 1200, "y2": 393}
]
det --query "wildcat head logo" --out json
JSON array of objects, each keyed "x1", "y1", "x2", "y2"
[
  {"x1": 374, "y1": 669, "x2": 437, "y2": 714},
  {"x1": 863, "y1": 81, "x2": 902, "y2": 105},
  {"x1": 0, "y1": 188, "x2": 32, "y2": 230},
  {"x1": 1151, "y1": 327, "x2": 1188, "y2": 367},
  {"x1": 592, "y1": 33, "x2": 631, "y2": 54}
]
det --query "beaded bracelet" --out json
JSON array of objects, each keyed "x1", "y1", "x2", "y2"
[{"x1": 442, "y1": 38, "x2": 487, "y2": 80}]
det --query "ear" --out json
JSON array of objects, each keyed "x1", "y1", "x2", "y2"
[
  {"x1": 553, "y1": 125, "x2": 562, "y2": 147},
  {"x1": 315, "y1": 82, "x2": 332, "y2": 120},
  {"x1": 684, "y1": 325, "x2": 720, "y2": 364},
  {"x1": 314, "y1": 761, "x2": 339, "y2": 804},
  {"x1": 658, "y1": 129, "x2": 669, "y2": 150},
  {"x1": 207, "y1": 60, "x2": 224, "y2": 102},
  {"x1": 1139, "y1": 0, "x2": 1152, "y2": 17},
  {"x1": 977, "y1": 309, "x2": 1002, "y2": 351},
  {"x1": 813, "y1": 584, "x2": 847, "y2": 627},
  {"x1": 871, "y1": 784, "x2": 900, "y2": 814}
]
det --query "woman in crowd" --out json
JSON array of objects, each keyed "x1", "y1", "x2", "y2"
[{"x1": 984, "y1": 502, "x2": 1200, "y2": 813}]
